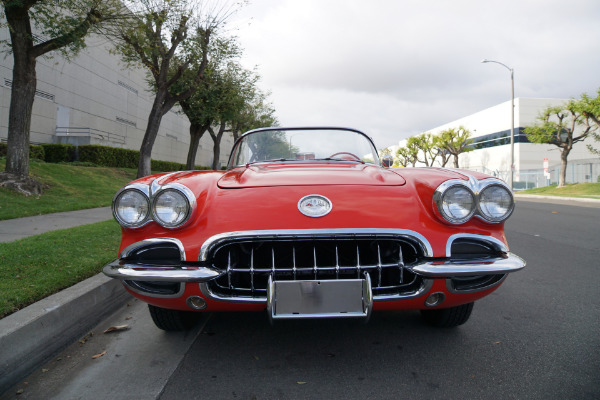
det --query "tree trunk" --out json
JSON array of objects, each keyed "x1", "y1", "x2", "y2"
[
  {"x1": 209, "y1": 121, "x2": 226, "y2": 170},
  {"x1": 558, "y1": 151, "x2": 568, "y2": 188},
  {"x1": 185, "y1": 123, "x2": 208, "y2": 170},
  {"x1": 453, "y1": 154, "x2": 459, "y2": 168},
  {"x1": 4, "y1": 9, "x2": 37, "y2": 178},
  {"x1": 137, "y1": 92, "x2": 167, "y2": 178}
]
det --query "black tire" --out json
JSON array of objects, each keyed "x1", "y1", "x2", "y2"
[
  {"x1": 148, "y1": 304, "x2": 200, "y2": 331},
  {"x1": 420, "y1": 302, "x2": 474, "y2": 328}
]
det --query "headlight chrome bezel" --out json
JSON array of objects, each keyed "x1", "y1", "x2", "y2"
[
  {"x1": 113, "y1": 181, "x2": 196, "y2": 230},
  {"x1": 113, "y1": 184, "x2": 151, "y2": 229},
  {"x1": 434, "y1": 178, "x2": 514, "y2": 225},
  {"x1": 151, "y1": 184, "x2": 196, "y2": 229}
]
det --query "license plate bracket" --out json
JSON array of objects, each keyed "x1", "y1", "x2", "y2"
[{"x1": 267, "y1": 275, "x2": 373, "y2": 321}]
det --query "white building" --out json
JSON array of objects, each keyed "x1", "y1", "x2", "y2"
[
  {"x1": 396, "y1": 98, "x2": 598, "y2": 188},
  {"x1": 0, "y1": 30, "x2": 234, "y2": 169}
]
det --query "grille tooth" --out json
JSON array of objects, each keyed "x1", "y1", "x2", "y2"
[{"x1": 208, "y1": 237, "x2": 424, "y2": 299}]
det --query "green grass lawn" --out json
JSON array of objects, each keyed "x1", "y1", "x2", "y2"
[
  {"x1": 0, "y1": 220, "x2": 121, "y2": 318},
  {"x1": 0, "y1": 159, "x2": 136, "y2": 220},
  {"x1": 517, "y1": 183, "x2": 600, "y2": 198}
]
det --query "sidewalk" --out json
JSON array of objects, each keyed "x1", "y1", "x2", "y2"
[
  {"x1": 0, "y1": 207, "x2": 112, "y2": 243},
  {"x1": 0, "y1": 207, "x2": 130, "y2": 394}
]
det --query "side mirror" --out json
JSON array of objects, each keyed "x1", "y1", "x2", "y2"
[{"x1": 382, "y1": 154, "x2": 394, "y2": 168}]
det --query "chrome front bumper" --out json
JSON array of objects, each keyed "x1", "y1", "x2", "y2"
[
  {"x1": 102, "y1": 260, "x2": 223, "y2": 282},
  {"x1": 409, "y1": 253, "x2": 526, "y2": 277},
  {"x1": 103, "y1": 253, "x2": 525, "y2": 282}
]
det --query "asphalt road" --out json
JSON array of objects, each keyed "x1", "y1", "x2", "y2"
[{"x1": 3, "y1": 198, "x2": 599, "y2": 399}]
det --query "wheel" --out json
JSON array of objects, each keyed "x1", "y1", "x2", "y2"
[
  {"x1": 420, "y1": 302, "x2": 474, "y2": 328},
  {"x1": 148, "y1": 304, "x2": 200, "y2": 331}
]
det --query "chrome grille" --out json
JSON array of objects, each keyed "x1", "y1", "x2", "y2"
[{"x1": 207, "y1": 236, "x2": 425, "y2": 299}]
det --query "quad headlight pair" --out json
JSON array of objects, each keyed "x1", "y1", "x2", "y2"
[
  {"x1": 113, "y1": 182, "x2": 195, "y2": 229},
  {"x1": 434, "y1": 178, "x2": 514, "y2": 224}
]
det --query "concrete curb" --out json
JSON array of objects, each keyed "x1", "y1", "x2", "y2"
[{"x1": 0, "y1": 273, "x2": 130, "y2": 394}]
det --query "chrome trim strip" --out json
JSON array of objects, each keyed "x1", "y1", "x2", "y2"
[
  {"x1": 199, "y1": 278, "x2": 434, "y2": 304},
  {"x1": 198, "y1": 228, "x2": 434, "y2": 260},
  {"x1": 103, "y1": 260, "x2": 222, "y2": 282},
  {"x1": 409, "y1": 252, "x2": 525, "y2": 277},
  {"x1": 119, "y1": 238, "x2": 186, "y2": 260},
  {"x1": 445, "y1": 274, "x2": 508, "y2": 294},
  {"x1": 122, "y1": 280, "x2": 185, "y2": 299},
  {"x1": 445, "y1": 233, "x2": 509, "y2": 257}
]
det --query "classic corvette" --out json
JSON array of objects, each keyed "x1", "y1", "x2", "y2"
[{"x1": 103, "y1": 127, "x2": 525, "y2": 330}]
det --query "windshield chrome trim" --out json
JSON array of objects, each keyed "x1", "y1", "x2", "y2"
[{"x1": 227, "y1": 126, "x2": 381, "y2": 169}]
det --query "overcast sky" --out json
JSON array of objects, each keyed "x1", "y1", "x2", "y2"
[{"x1": 228, "y1": 0, "x2": 600, "y2": 148}]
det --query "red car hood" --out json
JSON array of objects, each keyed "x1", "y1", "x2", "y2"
[{"x1": 218, "y1": 163, "x2": 406, "y2": 188}]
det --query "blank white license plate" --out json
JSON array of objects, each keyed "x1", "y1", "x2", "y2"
[{"x1": 267, "y1": 278, "x2": 372, "y2": 320}]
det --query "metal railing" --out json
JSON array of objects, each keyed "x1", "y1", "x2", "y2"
[{"x1": 54, "y1": 127, "x2": 126, "y2": 144}]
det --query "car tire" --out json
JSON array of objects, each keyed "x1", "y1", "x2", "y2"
[
  {"x1": 420, "y1": 302, "x2": 474, "y2": 328},
  {"x1": 148, "y1": 304, "x2": 200, "y2": 331}
]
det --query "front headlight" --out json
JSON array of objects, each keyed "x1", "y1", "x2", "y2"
[
  {"x1": 113, "y1": 188, "x2": 150, "y2": 228},
  {"x1": 152, "y1": 188, "x2": 191, "y2": 228},
  {"x1": 437, "y1": 185, "x2": 476, "y2": 224},
  {"x1": 479, "y1": 184, "x2": 514, "y2": 222}
]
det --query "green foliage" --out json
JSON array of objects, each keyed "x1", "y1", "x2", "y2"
[
  {"x1": 78, "y1": 145, "x2": 138, "y2": 168},
  {"x1": 0, "y1": 143, "x2": 44, "y2": 160},
  {"x1": 571, "y1": 88, "x2": 600, "y2": 157},
  {"x1": 436, "y1": 126, "x2": 472, "y2": 168},
  {"x1": 30, "y1": 145, "x2": 45, "y2": 160},
  {"x1": 524, "y1": 100, "x2": 594, "y2": 187},
  {"x1": 42, "y1": 143, "x2": 76, "y2": 163},
  {"x1": 396, "y1": 140, "x2": 420, "y2": 167}
]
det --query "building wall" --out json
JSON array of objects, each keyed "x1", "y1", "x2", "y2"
[
  {"x1": 396, "y1": 98, "x2": 596, "y2": 183},
  {"x1": 0, "y1": 28, "x2": 234, "y2": 169}
]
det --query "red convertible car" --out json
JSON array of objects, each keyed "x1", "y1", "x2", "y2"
[{"x1": 104, "y1": 127, "x2": 525, "y2": 330}]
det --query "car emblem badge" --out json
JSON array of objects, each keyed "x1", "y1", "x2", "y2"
[{"x1": 298, "y1": 195, "x2": 332, "y2": 217}]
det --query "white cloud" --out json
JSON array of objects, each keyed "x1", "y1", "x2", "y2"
[{"x1": 229, "y1": 0, "x2": 600, "y2": 147}]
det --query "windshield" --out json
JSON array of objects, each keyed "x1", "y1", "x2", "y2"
[{"x1": 228, "y1": 128, "x2": 380, "y2": 168}]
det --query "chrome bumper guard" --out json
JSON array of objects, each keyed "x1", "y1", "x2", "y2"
[
  {"x1": 409, "y1": 252, "x2": 525, "y2": 278},
  {"x1": 102, "y1": 260, "x2": 223, "y2": 282}
]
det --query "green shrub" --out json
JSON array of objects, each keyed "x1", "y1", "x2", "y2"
[
  {"x1": 30, "y1": 145, "x2": 45, "y2": 160},
  {"x1": 1, "y1": 142, "x2": 211, "y2": 172},
  {"x1": 0, "y1": 143, "x2": 45, "y2": 160},
  {"x1": 79, "y1": 145, "x2": 138, "y2": 169},
  {"x1": 42, "y1": 144, "x2": 75, "y2": 163}
]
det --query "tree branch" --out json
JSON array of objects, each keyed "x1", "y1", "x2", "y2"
[{"x1": 30, "y1": 8, "x2": 104, "y2": 58}]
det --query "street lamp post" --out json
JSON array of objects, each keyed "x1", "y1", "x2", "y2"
[{"x1": 481, "y1": 59, "x2": 515, "y2": 190}]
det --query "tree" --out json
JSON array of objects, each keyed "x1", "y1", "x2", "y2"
[
  {"x1": 571, "y1": 89, "x2": 600, "y2": 157},
  {"x1": 524, "y1": 102, "x2": 593, "y2": 187},
  {"x1": 113, "y1": 0, "x2": 233, "y2": 177},
  {"x1": 436, "y1": 126, "x2": 473, "y2": 168},
  {"x1": 433, "y1": 135, "x2": 451, "y2": 167},
  {"x1": 230, "y1": 86, "x2": 277, "y2": 142},
  {"x1": 409, "y1": 133, "x2": 439, "y2": 167},
  {"x1": 396, "y1": 141, "x2": 419, "y2": 167},
  {"x1": 169, "y1": 35, "x2": 240, "y2": 169},
  {"x1": 0, "y1": 0, "x2": 125, "y2": 188}
]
